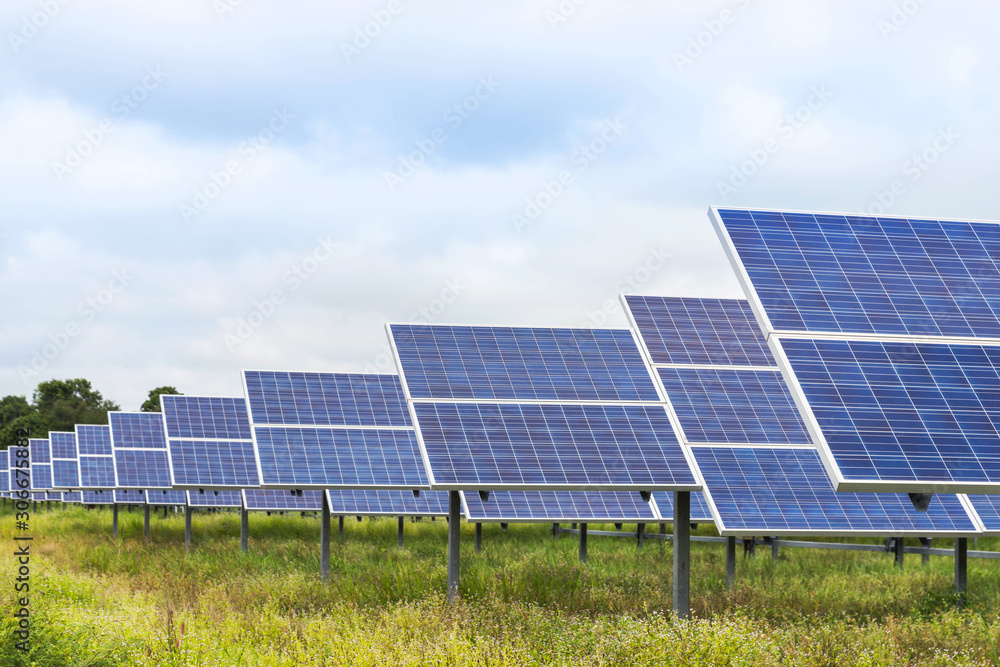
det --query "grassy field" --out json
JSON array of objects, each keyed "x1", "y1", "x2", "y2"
[{"x1": 1, "y1": 504, "x2": 998, "y2": 666}]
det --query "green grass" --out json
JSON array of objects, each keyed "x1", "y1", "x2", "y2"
[{"x1": 2, "y1": 504, "x2": 999, "y2": 665}]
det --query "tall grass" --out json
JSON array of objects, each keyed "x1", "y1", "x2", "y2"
[{"x1": 1, "y1": 504, "x2": 998, "y2": 665}]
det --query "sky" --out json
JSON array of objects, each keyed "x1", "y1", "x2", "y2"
[{"x1": 0, "y1": 0, "x2": 996, "y2": 410}]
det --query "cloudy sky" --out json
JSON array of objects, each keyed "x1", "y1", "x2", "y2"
[{"x1": 0, "y1": 0, "x2": 994, "y2": 409}]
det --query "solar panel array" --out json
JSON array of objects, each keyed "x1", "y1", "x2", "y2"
[
  {"x1": 109, "y1": 412, "x2": 173, "y2": 489},
  {"x1": 29, "y1": 439, "x2": 52, "y2": 491},
  {"x1": 0, "y1": 450, "x2": 8, "y2": 494},
  {"x1": 461, "y1": 490, "x2": 659, "y2": 523},
  {"x1": 50, "y1": 431, "x2": 80, "y2": 490},
  {"x1": 711, "y1": 207, "x2": 1000, "y2": 493},
  {"x1": 326, "y1": 490, "x2": 450, "y2": 516},
  {"x1": 161, "y1": 395, "x2": 260, "y2": 489},
  {"x1": 76, "y1": 424, "x2": 116, "y2": 489},
  {"x1": 242, "y1": 489, "x2": 322, "y2": 512},
  {"x1": 62, "y1": 491, "x2": 82, "y2": 503},
  {"x1": 244, "y1": 371, "x2": 430, "y2": 491},
  {"x1": 967, "y1": 495, "x2": 1000, "y2": 535},
  {"x1": 82, "y1": 490, "x2": 114, "y2": 505},
  {"x1": 114, "y1": 489, "x2": 146, "y2": 505},
  {"x1": 145, "y1": 489, "x2": 188, "y2": 506},
  {"x1": 187, "y1": 490, "x2": 243, "y2": 508},
  {"x1": 389, "y1": 323, "x2": 698, "y2": 491}
]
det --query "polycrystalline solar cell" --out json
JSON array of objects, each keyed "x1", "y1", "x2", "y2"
[
  {"x1": 692, "y1": 446, "x2": 979, "y2": 535},
  {"x1": 254, "y1": 427, "x2": 427, "y2": 488},
  {"x1": 389, "y1": 324, "x2": 661, "y2": 402},
  {"x1": 242, "y1": 489, "x2": 322, "y2": 511},
  {"x1": 50, "y1": 432, "x2": 77, "y2": 459},
  {"x1": 31, "y1": 492, "x2": 45, "y2": 501},
  {"x1": 79, "y1": 456, "x2": 116, "y2": 489},
  {"x1": 82, "y1": 490, "x2": 114, "y2": 505},
  {"x1": 114, "y1": 489, "x2": 145, "y2": 504},
  {"x1": 186, "y1": 490, "x2": 243, "y2": 508},
  {"x1": 652, "y1": 491, "x2": 716, "y2": 524},
  {"x1": 0, "y1": 451, "x2": 8, "y2": 493},
  {"x1": 657, "y1": 367, "x2": 811, "y2": 445},
  {"x1": 29, "y1": 438, "x2": 50, "y2": 464},
  {"x1": 712, "y1": 208, "x2": 1000, "y2": 338},
  {"x1": 109, "y1": 412, "x2": 168, "y2": 449},
  {"x1": 62, "y1": 492, "x2": 82, "y2": 503},
  {"x1": 244, "y1": 371, "x2": 411, "y2": 427},
  {"x1": 46, "y1": 492, "x2": 62, "y2": 501},
  {"x1": 31, "y1": 464, "x2": 52, "y2": 491},
  {"x1": 145, "y1": 489, "x2": 187, "y2": 505},
  {"x1": 624, "y1": 295, "x2": 773, "y2": 367},
  {"x1": 325, "y1": 490, "x2": 450, "y2": 516},
  {"x1": 782, "y1": 338, "x2": 1000, "y2": 486},
  {"x1": 76, "y1": 424, "x2": 113, "y2": 455},
  {"x1": 162, "y1": 395, "x2": 252, "y2": 440},
  {"x1": 169, "y1": 439, "x2": 259, "y2": 488},
  {"x1": 114, "y1": 449, "x2": 172, "y2": 488},
  {"x1": 52, "y1": 460, "x2": 80, "y2": 489},
  {"x1": 461, "y1": 490, "x2": 658, "y2": 523},
  {"x1": 413, "y1": 402, "x2": 696, "y2": 489},
  {"x1": 967, "y1": 495, "x2": 1000, "y2": 533}
]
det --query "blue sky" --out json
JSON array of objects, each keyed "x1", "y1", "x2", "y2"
[{"x1": 0, "y1": 0, "x2": 995, "y2": 409}]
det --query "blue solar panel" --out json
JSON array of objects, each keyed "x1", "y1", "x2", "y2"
[
  {"x1": 46, "y1": 492, "x2": 62, "y2": 501},
  {"x1": 0, "y1": 451, "x2": 8, "y2": 493},
  {"x1": 29, "y1": 439, "x2": 52, "y2": 491},
  {"x1": 79, "y1": 456, "x2": 116, "y2": 489},
  {"x1": 186, "y1": 490, "x2": 243, "y2": 508},
  {"x1": 52, "y1": 460, "x2": 80, "y2": 489},
  {"x1": 109, "y1": 412, "x2": 168, "y2": 449},
  {"x1": 624, "y1": 295, "x2": 773, "y2": 367},
  {"x1": 244, "y1": 371, "x2": 411, "y2": 427},
  {"x1": 782, "y1": 338, "x2": 1000, "y2": 488},
  {"x1": 693, "y1": 446, "x2": 979, "y2": 535},
  {"x1": 967, "y1": 495, "x2": 1000, "y2": 533},
  {"x1": 31, "y1": 492, "x2": 45, "y2": 501},
  {"x1": 412, "y1": 402, "x2": 696, "y2": 489},
  {"x1": 62, "y1": 491, "x2": 82, "y2": 503},
  {"x1": 657, "y1": 367, "x2": 811, "y2": 445},
  {"x1": 242, "y1": 489, "x2": 322, "y2": 511},
  {"x1": 82, "y1": 490, "x2": 114, "y2": 505},
  {"x1": 162, "y1": 395, "x2": 252, "y2": 440},
  {"x1": 461, "y1": 490, "x2": 659, "y2": 523},
  {"x1": 326, "y1": 489, "x2": 450, "y2": 516},
  {"x1": 712, "y1": 208, "x2": 1000, "y2": 338},
  {"x1": 77, "y1": 424, "x2": 113, "y2": 455},
  {"x1": 114, "y1": 489, "x2": 145, "y2": 504},
  {"x1": 389, "y1": 325, "x2": 661, "y2": 402},
  {"x1": 29, "y1": 438, "x2": 50, "y2": 463},
  {"x1": 145, "y1": 489, "x2": 187, "y2": 506},
  {"x1": 254, "y1": 427, "x2": 428, "y2": 489},
  {"x1": 50, "y1": 431, "x2": 77, "y2": 459},
  {"x1": 652, "y1": 491, "x2": 716, "y2": 524}
]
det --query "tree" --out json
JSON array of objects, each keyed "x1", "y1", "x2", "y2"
[
  {"x1": 32, "y1": 378, "x2": 120, "y2": 433},
  {"x1": 0, "y1": 394, "x2": 41, "y2": 449},
  {"x1": 141, "y1": 386, "x2": 182, "y2": 412}
]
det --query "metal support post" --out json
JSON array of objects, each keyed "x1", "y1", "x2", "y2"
[
  {"x1": 320, "y1": 491, "x2": 330, "y2": 581},
  {"x1": 112, "y1": 504, "x2": 118, "y2": 539},
  {"x1": 184, "y1": 506, "x2": 192, "y2": 550},
  {"x1": 447, "y1": 490, "x2": 460, "y2": 602},
  {"x1": 637, "y1": 523, "x2": 645, "y2": 549},
  {"x1": 579, "y1": 523, "x2": 588, "y2": 563},
  {"x1": 241, "y1": 506, "x2": 249, "y2": 553},
  {"x1": 743, "y1": 538, "x2": 755, "y2": 558},
  {"x1": 338, "y1": 515, "x2": 344, "y2": 540},
  {"x1": 771, "y1": 537, "x2": 779, "y2": 560},
  {"x1": 726, "y1": 536, "x2": 736, "y2": 589},
  {"x1": 894, "y1": 537, "x2": 904, "y2": 569},
  {"x1": 144, "y1": 505, "x2": 150, "y2": 539},
  {"x1": 919, "y1": 537, "x2": 931, "y2": 566},
  {"x1": 474, "y1": 522, "x2": 482, "y2": 554},
  {"x1": 552, "y1": 523, "x2": 559, "y2": 539},
  {"x1": 397, "y1": 516, "x2": 405, "y2": 547},
  {"x1": 955, "y1": 537, "x2": 967, "y2": 600},
  {"x1": 673, "y1": 491, "x2": 691, "y2": 619}
]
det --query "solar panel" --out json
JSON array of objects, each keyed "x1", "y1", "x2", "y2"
[
  {"x1": 652, "y1": 491, "x2": 716, "y2": 524},
  {"x1": 76, "y1": 424, "x2": 116, "y2": 489},
  {"x1": 967, "y1": 495, "x2": 1000, "y2": 534},
  {"x1": 145, "y1": 489, "x2": 187, "y2": 506},
  {"x1": 114, "y1": 489, "x2": 146, "y2": 504},
  {"x1": 623, "y1": 295, "x2": 773, "y2": 367},
  {"x1": 389, "y1": 325, "x2": 662, "y2": 402},
  {"x1": 109, "y1": 412, "x2": 173, "y2": 489},
  {"x1": 161, "y1": 395, "x2": 260, "y2": 489},
  {"x1": 46, "y1": 492, "x2": 62, "y2": 501},
  {"x1": 0, "y1": 450, "x2": 8, "y2": 494},
  {"x1": 50, "y1": 431, "x2": 80, "y2": 489},
  {"x1": 242, "y1": 489, "x2": 322, "y2": 511},
  {"x1": 710, "y1": 208, "x2": 1000, "y2": 338},
  {"x1": 244, "y1": 370, "x2": 431, "y2": 490},
  {"x1": 326, "y1": 490, "x2": 450, "y2": 516},
  {"x1": 31, "y1": 492, "x2": 45, "y2": 501},
  {"x1": 28, "y1": 439, "x2": 52, "y2": 491},
  {"x1": 62, "y1": 491, "x2": 82, "y2": 503},
  {"x1": 692, "y1": 446, "x2": 980, "y2": 536},
  {"x1": 82, "y1": 490, "x2": 114, "y2": 505},
  {"x1": 186, "y1": 490, "x2": 243, "y2": 508},
  {"x1": 656, "y1": 367, "x2": 811, "y2": 445},
  {"x1": 244, "y1": 371, "x2": 411, "y2": 427},
  {"x1": 460, "y1": 490, "x2": 659, "y2": 523},
  {"x1": 411, "y1": 401, "x2": 696, "y2": 490}
]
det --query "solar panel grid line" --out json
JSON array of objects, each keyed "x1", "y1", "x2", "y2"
[
  {"x1": 385, "y1": 329, "x2": 439, "y2": 488},
  {"x1": 965, "y1": 494, "x2": 1000, "y2": 534},
  {"x1": 650, "y1": 363, "x2": 779, "y2": 371}
]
